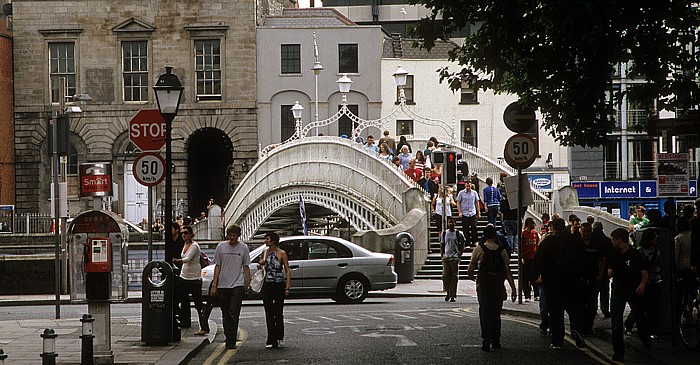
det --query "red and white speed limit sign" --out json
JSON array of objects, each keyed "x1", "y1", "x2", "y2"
[
  {"x1": 133, "y1": 152, "x2": 165, "y2": 187},
  {"x1": 503, "y1": 134, "x2": 537, "y2": 169}
]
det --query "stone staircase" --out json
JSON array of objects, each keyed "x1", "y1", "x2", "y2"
[{"x1": 415, "y1": 207, "x2": 520, "y2": 280}]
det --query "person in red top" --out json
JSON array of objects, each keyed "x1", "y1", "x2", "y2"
[
  {"x1": 521, "y1": 217, "x2": 540, "y2": 302},
  {"x1": 540, "y1": 212, "x2": 551, "y2": 236},
  {"x1": 403, "y1": 159, "x2": 422, "y2": 182}
]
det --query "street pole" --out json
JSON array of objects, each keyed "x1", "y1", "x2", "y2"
[
  {"x1": 517, "y1": 166, "x2": 523, "y2": 304},
  {"x1": 147, "y1": 186, "x2": 153, "y2": 261},
  {"x1": 164, "y1": 114, "x2": 173, "y2": 256}
]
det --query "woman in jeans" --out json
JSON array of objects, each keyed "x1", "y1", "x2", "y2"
[
  {"x1": 258, "y1": 232, "x2": 291, "y2": 348},
  {"x1": 172, "y1": 225, "x2": 207, "y2": 334}
]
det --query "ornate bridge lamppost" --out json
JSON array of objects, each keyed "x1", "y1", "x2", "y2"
[{"x1": 153, "y1": 67, "x2": 183, "y2": 248}]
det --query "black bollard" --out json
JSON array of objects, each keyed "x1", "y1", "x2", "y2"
[
  {"x1": 80, "y1": 314, "x2": 95, "y2": 365},
  {"x1": 0, "y1": 348, "x2": 8, "y2": 365},
  {"x1": 40, "y1": 328, "x2": 58, "y2": 365}
]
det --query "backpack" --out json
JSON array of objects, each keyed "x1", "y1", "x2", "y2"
[
  {"x1": 477, "y1": 243, "x2": 506, "y2": 284},
  {"x1": 199, "y1": 251, "x2": 211, "y2": 268}
]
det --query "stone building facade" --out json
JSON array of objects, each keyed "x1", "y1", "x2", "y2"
[
  {"x1": 12, "y1": 0, "x2": 290, "y2": 222},
  {"x1": 0, "y1": 5, "x2": 13, "y2": 206}
]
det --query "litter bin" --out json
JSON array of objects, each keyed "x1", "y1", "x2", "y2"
[
  {"x1": 395, "y1": 232, "x2": 414, "y2": 283},
  {"x1": 141, "y1": 261, "x2": 179, "y2": 345}
]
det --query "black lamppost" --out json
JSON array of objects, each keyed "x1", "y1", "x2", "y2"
[{"x1": 153, "y1": 67, "x2": 183, "y2": 254}]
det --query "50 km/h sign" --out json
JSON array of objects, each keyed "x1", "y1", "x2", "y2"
[
  {"x1": 503, "y1": 133, "x2": 537, "y2": 169},
  {"x1": 129, "y1": 109, "x2": 166, "y2": 151},
  {"x1": 133, "y1": 152, "x2": 166, "y2": 187}
]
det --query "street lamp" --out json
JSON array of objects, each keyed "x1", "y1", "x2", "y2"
[
  {"x1": 337, "y1": 74, "x2": 352, "y2": 104},
  {"x1": 154, "y1": 67, "x2": 183, "y2": 255},
  {"x1": 292, "y1": 101, "x2": 304, "y2": 136},
  {"x1": 392, "y1": 65, "x2": 408, "y2": 103},
  {"x1": 312, "y1": 32, "x2": 324, "y2": 134}
]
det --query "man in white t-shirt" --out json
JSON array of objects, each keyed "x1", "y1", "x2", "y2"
[
  {"x1": 211, "y1": 224, "x2": 251, "y2": 349},
  {"x1": 456, "y1": 182, "x2": 481, "y2": 247}
]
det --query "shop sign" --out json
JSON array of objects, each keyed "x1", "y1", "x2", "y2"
[
  {"x1": 528, "y1": 174, "x2": 553, "y2": 190},
  {"x1": 571, "y1": 181, "x2": 600, "y2": 198},
  {"x1": 79, "y1": 163, "x2": 113, "y2": 197}
]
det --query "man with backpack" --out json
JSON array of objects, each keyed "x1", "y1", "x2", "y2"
[
  {"x1": 441, "y1": 217, "x2": 466, "y2": 302},
  {"x1": 534, "y1": 218, "x2": 587, "y2": 349},
  {"x1": 468, "y1": 225, "x2": 517, "y2": 351}
]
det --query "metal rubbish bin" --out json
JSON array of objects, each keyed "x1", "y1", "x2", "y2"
[
  {"x1": 395, "y1": 232, "x2": 415, "y2": 283},
  {"x1": 141, "y1": 261, "x2": 179, "y2": 345}
]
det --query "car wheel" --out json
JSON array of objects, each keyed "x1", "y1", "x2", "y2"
[{"x1": 336, "y1": 274, "x2": 368, "y2": 303}]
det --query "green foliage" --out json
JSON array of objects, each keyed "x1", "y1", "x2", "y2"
[{"x1": 409, "y1": 0, "x2": 700, "y2": 147}]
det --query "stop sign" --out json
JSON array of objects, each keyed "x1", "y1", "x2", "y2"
[{"x1": 129, "y1": 110, "x2": 167, "y2": 151}]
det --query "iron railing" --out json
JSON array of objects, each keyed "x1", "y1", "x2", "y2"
[{"x1": 11, "y1": 213, "x2": 54, "y2": 234}]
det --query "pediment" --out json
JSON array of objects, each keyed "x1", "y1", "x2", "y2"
[{"x1": 112, "y1": 18, "x2": 156, "y2": 34}]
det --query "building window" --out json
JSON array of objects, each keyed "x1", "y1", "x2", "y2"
[
  {"x1": 49, "y1": 43, "x2": 76, "y2": 103},
  {"x1": 460, "y1": 78, "x2": 478, "y2": 104},
  {"x1": 195, "y1": 39, "x2": 222, "y2": 101},
  {"x1": 338, "y1": 44, "x2": 358, "y2": 73},
  {"x1": 396, "y1": 120, "x2": 413, "y2": 136},
  {"x1": 397, "y1": 75, "x2": 414, "y2": 104},
  {"x1": 281, "y1": 105, "x2": 296, "y2": 141},
  {"x1": 338, "y1": 105, "x2": 359, "y2": 137},
  {"x1": 281, "y1": 44, "x2": 301, "y2": 74},
  {"x1": 460, "y1": 120, "x2": 478, "y2": 147},
  {"x1": 122, "y1": 41, "x2": 148, "y2": 102},
  {"x1": 604, "y1": 136, "x2": 656, "y2": 180}
]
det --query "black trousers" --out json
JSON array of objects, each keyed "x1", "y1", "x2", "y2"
[
  {"x1": 461, "y1": 215, "x2": 478, "y2": 244},
  {"x1": 599, "y1": 276, "x2": 610, "y2": 314},
  {"x1": 522, "y1": 259, "x2": 539, "y2": 299},
  {"x1": 544, "y1": 281, "x2": 585, "y2": 347},
  {"x1": 178, "y1": 278, "x2": 207, "y2": 330},
  {"x1": 477, "y1": 281, "x2": 504, "y2": 344},
  {"x1": 219, "y1": 286, "x2": 245, "y2": 347},
  {"x1": 612, "y1": 291, "x2": 649, "y2": 359},
  {"x1": 582, "y1": 279, "x2": 600, "y2": 332},
  {"x1": 262, "y1": 282, "x2": 286, "y2": 345}
]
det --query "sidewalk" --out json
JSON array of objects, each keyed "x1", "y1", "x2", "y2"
[{"x1": 0, "y1": 280, "x2": 696, "y2": 364}]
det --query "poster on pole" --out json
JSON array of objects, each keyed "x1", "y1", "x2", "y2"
[
  {"x1": 657, "y1": 153, "x2": 689, "y2": 196},
  {"x1": 503, "y1": 174, "x2": 534, "y2": 208}
]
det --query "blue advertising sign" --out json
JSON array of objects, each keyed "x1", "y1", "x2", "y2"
[
  {"x1": 528, "y1": 174, "x2": 553, "y2": 190},
  {"x1": 601, "y1": 181, "x2": 639, "y2": 198},
  {"x1": 640, "y1": 181, "x2": 656, "y2": 198},
  {"x1": 571, "y1": 182, "x2": 600, "y2": 198},
  {"x1": 691, "y1": 180, "x2": 697, "y2": 197}
]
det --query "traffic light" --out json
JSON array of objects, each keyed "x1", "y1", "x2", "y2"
[
  {"x1": 431, "y1": 151, "x2": 444, "y2": 164},
  {"x1": 445, "y1": 151, "x2": 457, "y2": 184}
]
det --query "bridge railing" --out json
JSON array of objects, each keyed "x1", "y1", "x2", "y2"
[
  {"x1": 227, "y1": 137, "x2": 423, "y2": 240},
  {"x1": 409, "y1": 138, "x2": 552, "y2": 218}
]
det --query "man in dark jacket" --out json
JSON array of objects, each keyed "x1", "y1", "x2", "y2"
[{"x1": 534, "y1": 218, "x2": 586, "y2": 349}]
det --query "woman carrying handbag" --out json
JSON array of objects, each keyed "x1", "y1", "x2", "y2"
[{"x1": 257, "y1": 232, "x2": 292, "y2": 348}]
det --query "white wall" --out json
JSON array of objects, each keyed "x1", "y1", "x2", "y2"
[{"x1": 381, "y1": 58, "x2": 569, "y2": 169}]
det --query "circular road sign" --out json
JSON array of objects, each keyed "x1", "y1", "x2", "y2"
[
  {"x1": 503, "y1": 102, "x2": 536, "y2": 133},
  {"x1": 129, "y1": 109, "x2": 166, "y2": 151},
  {"x1": 503, "y1": 134, "x2": 537, "y2": 169},
  {"x1": 133, "y1": 152, "x2": 165, "y2": 187}
]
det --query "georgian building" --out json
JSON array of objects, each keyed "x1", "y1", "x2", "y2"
[
  {"x1": 0, "y1": 3, "x2": 13, "y2": 206},
  {"x1": 12, "y1": 0, "x2": 290, "y2": 223}
]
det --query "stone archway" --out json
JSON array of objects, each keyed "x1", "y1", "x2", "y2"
[{"x1": 187, "y1": 128, "x2": 234, "y2": 219}]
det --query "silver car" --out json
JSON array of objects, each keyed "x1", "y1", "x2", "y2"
[{"x1": 202, "y1": 236, "x2": 397, "y2": 303}]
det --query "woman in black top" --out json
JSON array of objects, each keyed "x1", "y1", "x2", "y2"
[{"x1": 258, "y1": 232, "x2": 291, "y2": 348}]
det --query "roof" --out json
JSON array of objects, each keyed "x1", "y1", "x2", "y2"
[
  {"x1": 261, "y1": 7, "x2": 357, "y2": 28},
  {"x1": 382, "y1": 34, "x2": 458, "y2": 59}
]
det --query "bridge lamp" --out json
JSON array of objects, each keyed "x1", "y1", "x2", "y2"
[
  {"x1": 392, "y1": 65, "x2": 408, "y2": 103},
  {"x1": 292, "y1": 101, "x2": 304, "y2": 133},
  {"x1": 154, "y1": 66, "x2": 184, "y2": 249},
  {"x1": 337, "y1": 74, "x2": 353, "y2": 104}
]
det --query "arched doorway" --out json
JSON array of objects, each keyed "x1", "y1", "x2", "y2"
[{"x1": 187, "y1": 128, "x2": 234, "y2": 220}]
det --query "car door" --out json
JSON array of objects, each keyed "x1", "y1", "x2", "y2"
[
  {"x1": 278, "y1": 240, "x2": 304, "y2": 289},
  {"x1": 302, "y1": 239, "x2": 352, "y2": 292}
]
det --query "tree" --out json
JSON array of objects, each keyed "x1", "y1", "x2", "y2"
[{"x1": 409, "y1": 0, "x2": 700, "y2": 147}]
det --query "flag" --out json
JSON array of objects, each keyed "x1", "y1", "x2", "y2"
[{"x1": 299, "y1": 194, "x2": 307, "y2": 235}]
